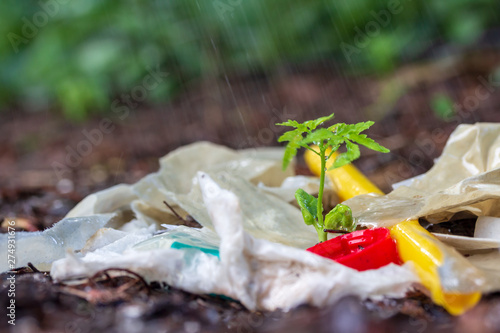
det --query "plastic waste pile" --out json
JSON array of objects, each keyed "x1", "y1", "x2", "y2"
[{"x1": 2, "y1": 123, "x2": 500, "y2": 315}]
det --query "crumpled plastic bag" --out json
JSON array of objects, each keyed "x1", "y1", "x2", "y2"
[
  {"x1": 4, "y1": 123, "x2": 500, "y2": 310},
  {"x1": 344, "y1": 124, "x2": 500, "y2": 256},
  {"x1": 347, "y1": 123, "x2": 500, "y2": 227},
  {"x1": 68, "y1": 142, "x2": 325, "y2": 249},
  {"x1": 51, "y1": 172, "x2": 417, "y2": 310}
]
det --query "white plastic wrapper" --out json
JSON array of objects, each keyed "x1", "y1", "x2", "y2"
[
  {"x1": 51, "y1": 172, "x2": 418, "y2": 310},
  {"x1": 4, "y1": 124, "x2": 500, "y2": 310}
]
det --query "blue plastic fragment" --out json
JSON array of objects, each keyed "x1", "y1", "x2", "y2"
[{"x1": 170, "y1": 241, "x2": 220, "y2": 258}]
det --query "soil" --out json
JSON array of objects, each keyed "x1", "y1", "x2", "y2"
[
  {"x1": 2, "y1": 56, "x2": 500, "y2": 332},
  {"x1": 0, "y1": 268, "x2": 456, "y2": 333}
]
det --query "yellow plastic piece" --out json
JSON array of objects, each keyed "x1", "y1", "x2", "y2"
[
  {"x1": 304, "y1": 146, "x2": 383, "y2": 201},
  {"x1": 390, "y1": 220, "x2": 481, "y2": 315},
  {"x1": 304, "y1": 146, "x2": 481, "y2": 315}
]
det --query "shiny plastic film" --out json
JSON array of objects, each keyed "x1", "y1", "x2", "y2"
[{"x1": 344, "y1": 123, "x2": 500, "y2": 227}]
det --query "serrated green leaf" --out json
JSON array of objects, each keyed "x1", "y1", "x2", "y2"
[
  {"x1": 347, "y1": 133, "x2": 389, "y2": 153},
  {"x1": 278, "y1": 129, "x2": 301, "y2": 143},
  {"x1": 282, "y1": 141, "x2": 300, "y2": 170},
  {"x1": 276, "y1": 119, "x2": 307, "y2": 132},
  {"x1": 327, "y1": 124, "x2": 339, "y2": 132},
  {"x1": 295, "y1": 189, "x2": 318, "y2": 226},
  {"x1": 324, "y1": 204, "x2": 355, "y2": 231},
  {"x1": 329, "y1": 122, "x2": 344, "y2": 134},
  {"x1": 300, "y1": 128, "x2": 342, "y2": 146},
  {"x1": 352, "y1": 121, "x2": 374, "y2": 133},
  {"x1": 303, "y1": 113, "x2": 335, "y2": 130},
  {"x1": 334, "y1": 121, "x2": 374, "y2": 136},
  {"x1": 276, "y1": 119, "x2": 300, "y2": 127},
  {"x1": 331, "y1": 140, "x2": 360, "y2": 169},
  {"x1": 279, "y1": 130, "x2": 304, "y2": 170}
]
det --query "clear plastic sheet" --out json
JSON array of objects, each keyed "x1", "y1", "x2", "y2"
[{"x1": 0, "y1": 214, "x2": 116, "y2": 271}]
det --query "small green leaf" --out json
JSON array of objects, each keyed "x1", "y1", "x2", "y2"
[
  {"x1": 327, "y1": 124, "x2": 339, "y2": 132},
  {"x1": 303, "y1": 113, "x2": 335, "y2": 130},
  {"x1": 347, "y1": 133, "x2": 389, "y2": 153},
  {"x1": 301, "y1": 128, "x2": 342, "y2": 146},
  {"x1": 331, "y1": 140, "x2": 360, "y2": 169},
  {"x1": 277, "y1": 125, "x2": 308, "y2": 171},
  {"x1": 328, "y1": 122, "x2": 343, "y2": 134},
  {"x1": 282, "y1": 140, "x2": 300, "y2": 170},
  {"x1": 276, "y1": 120, "x2": 307, "y2": 132},
  {"x1": 295, "y1": 189, "x2": 318, "y2": 226},
  {"x1": 277, "y1": 129, "x2": 301, "y2": 143},
  {"x1": 279, "y1": 129, "x2": 304, "y2": 170},
  {"x1": 324, "y1": 204, "x2": 355, "y2": 231},
  {"x1": 276, "y1": 119, "x2": 300, "y2": 127},
  {"x1": 334, "y1": 121, "x2": 374, "y2": 136},
  {"x1": 352, "y1": 121, "x2": 375, "y2": 134}
]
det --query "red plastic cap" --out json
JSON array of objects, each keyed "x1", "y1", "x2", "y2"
[{"x1": 306, "y1": 228, "x2": 401, "y2": 271}]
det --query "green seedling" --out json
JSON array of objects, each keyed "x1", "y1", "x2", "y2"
[{"x1": 277, "y1": 113, "x2": 389, "y2": 242}]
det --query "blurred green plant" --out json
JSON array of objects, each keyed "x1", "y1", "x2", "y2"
[
  {"x1": 431, "y1": 93, "x2": 455, "y2": 120},
  {"x1": 0, "y1": 0, "x2": 499, "y2": 119}
]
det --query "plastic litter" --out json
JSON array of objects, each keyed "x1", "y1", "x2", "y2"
[
  {"x1": 0, "y1": 214, "x2": 115, "y2": 271},
  {"x1": 3, "y1": 124, "x2": 500, "y2": 311},
  {"x1": 306, "y1": 228, "x2": 401, "y2": 271}
]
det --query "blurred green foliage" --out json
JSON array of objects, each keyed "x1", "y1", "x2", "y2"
[
  {"x1": 431, "y1": 93, "x2": 455, "y2": 120},
  {"x1": 1, "y1": 0, "x2": 499, "y2": 119}
]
